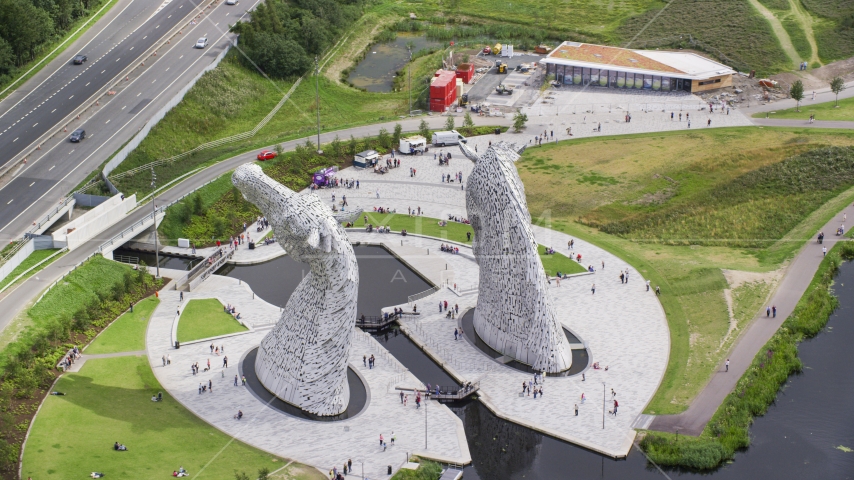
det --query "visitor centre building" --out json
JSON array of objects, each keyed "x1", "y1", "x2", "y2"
[{"x1": 542, "y1": 41, "x2": 736, "y2": 93}]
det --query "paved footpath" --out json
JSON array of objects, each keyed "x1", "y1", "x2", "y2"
[
  {"x1": 649, "y1": 204, "x2": 854, "y2": 435},
  {"x1": 161, "y1": 218, "x2": 287, "y2": 265},
  {"x1": 146, "y1": 275, "x2": 470, "y2": 479}
]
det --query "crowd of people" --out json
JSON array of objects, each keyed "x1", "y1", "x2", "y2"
[
  {"x1": 223, "y1": 303, "x2": 241, "y2": 320},
  {"x1": 440, "y1": 243, "x2": 459, "y2": 255}
]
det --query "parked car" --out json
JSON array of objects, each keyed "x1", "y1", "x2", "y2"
[
  {"x1": 257, "y1": 150, "x2": 277, "y2": 161},
  {"x1": 195, "y1": 38, "x2": 208, "y2": 49},
  {"x1": 69, "y1": 128, "x2": 86, "y2": 142},
  {"x1": 73, "y1": 54, "x2": 87, "y2": 65}
]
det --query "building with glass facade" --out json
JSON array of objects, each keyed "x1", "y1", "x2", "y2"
[{"x1": 542, "y1": 42, "x2": 736, "y2": 93}]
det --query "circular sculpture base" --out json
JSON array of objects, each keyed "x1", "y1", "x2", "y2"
[
  {"x1": 239, "y1": 347, "x2": 368, "y2": 421},
  {"x1": 461, "y1": 309, "x2": 589, "y2": 377}
]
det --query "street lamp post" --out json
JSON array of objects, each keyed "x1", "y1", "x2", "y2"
[
  {"x1": 408, "y1": 46, "x2": 412, "y2": 115},
  {"x1": 602, "y1": 382, "x2": 606, "y2": 429},
  {"x1": 151, "y1": 168, "x2": 160, "y2": 279},
  {"x1": 314, "y1": 55, "x2": 322, "y2": 154}
]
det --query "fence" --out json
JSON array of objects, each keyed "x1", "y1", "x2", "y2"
[
  {"x1": 105, "y1": 24, "x2": 356, "y2": 185},
  {"x1": 102, "y1": 41, "x2": 237, "y2": 178},
  {"x1": 408, "y1": 285, "x2": 442, "y2": 305},
  {"x1": 188, "y1": 249, "x2": 234, "y2": 291}
]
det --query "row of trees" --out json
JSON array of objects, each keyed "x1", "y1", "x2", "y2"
[
  {"x1": 789, "y1": 76, "x2": 846, "y2": 111},
  {"x1": 230, "y1": 0, "x2": 363, "y2": 79},
  {"x1": 0, "y1": 0, "x2": 103, "y2": 80}
]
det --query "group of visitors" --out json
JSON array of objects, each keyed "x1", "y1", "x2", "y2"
[
  {"x1": 314, "y1": 178, "x2": 359, "y2": 189},
  {"x1": 363, "y1": 354, "x2": 377, "y2": 369},
  {"x1": 372, "y1": 206, "x2": 395, "y2": 214},
  {"x1": 453, "y1": 327, "x2": 466, "y2": 340},
  {"x1": 447, "y1": 214, "x2": 470, "y2": 224},
  {"x1": 521, "y1": 376, "x2": 544, "y2": 398},
  {"x1": 329, "y1": 459, "x2": 355, "y2": 480},
  {"x1": 407, "y1": 206, "x2": 422, "y2": 216},
  {"x1": 223, "y1": 304, "x2": 240, "y2": 319},
  {"x1": 366, "y1": 224, "x2": 391, "y2": 233},
  {"x1": 150, "y1": 392, "x2": 163, "y2": 402},
  {"x1": 441, "y1": 171, "x2": 463, "y2": 184},
  {"x1": 198, "y1": 379, "x2": 214, "y2": 394},
  {"x1": 436, "y1": 151, "x2": 453, "y2": 165},
  {"x1": 439, "y1": 243, "x2": 459, "y2": 254},
  {"x1": 59, "y1": 346, "x2": 81, "y2": 370},
  {"x1": 254, "y1": 216, "x2": 269, "y2": 232}
]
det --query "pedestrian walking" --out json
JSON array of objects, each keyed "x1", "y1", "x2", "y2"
[
  {"x1": 613, "y1": 399, "x2": 618, "y2": 415},
  {"x1": 766, "y1": 306, "x2": 771, "y2": 317},
  {"x1": 242, "y1": 375, "x2": 246, "y2": 385},
  {"x1": 646, "y1": 280, "x2": 650, "y2": 291},
  {"x1": 575, "y1": 404, "x2": 579, "y2": 416},
  {"x1": 400, "y1": 391, "x2": 404, "y2": 403},
  {"x1": 591, "y1": 283, "x2": 596, "y2": 294},
  {"x1": 656, "y1": 285, "x2": 661, "y2": 295},
  {"x1": 772, "y1": 305, "x2": 777, "y2": 317},
  {"x1": 363, "y1": 355, "x2": 367, "y2": 367},
  {"x1": 823, "y1": 246, "x2": 827, "y2": 256},
  {"x1": 223, "y1": 356, "x2": 228, "y2": 367},
  {"x1": 234, "y1": 375, "x2": 238, "y2": 386},
  {"x1": 376, "y1": 189, "x2": 380, "y2": 199},
  {"x1": 725, "y1": 359, "x2": 730, "y2": 372}
]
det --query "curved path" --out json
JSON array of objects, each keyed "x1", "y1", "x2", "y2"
[{"x1": 649, "y1": 203, "x2": 854, "y2": 435}]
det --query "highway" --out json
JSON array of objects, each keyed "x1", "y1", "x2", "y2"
[{"x1": 0, "y1": 0, "x2": 260, "y2": 242}]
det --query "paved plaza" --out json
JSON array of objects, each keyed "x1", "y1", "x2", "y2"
[
  {"x1": 146, "y1": 276, "x2": 471, "y2": 479},
  {"x1": 347, "y1": 227, "x2": 669, "y2": 457}
]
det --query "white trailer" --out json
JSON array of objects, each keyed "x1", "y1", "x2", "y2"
[
  {"x1": 399, "y1": 135, "x2": 427, "y2": 154},
  {"x1": 431, "y1": 130, "x2": 467, "y2": 147}
]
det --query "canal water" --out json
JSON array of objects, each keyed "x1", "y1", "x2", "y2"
[
  {"x1": 220, "y1": 248, "x2": 854, "y2": 479},
  {"x1": 347, "y1": 34, "x2": 442, "y2": 92}
]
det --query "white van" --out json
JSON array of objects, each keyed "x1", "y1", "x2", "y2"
[{"x1": 431, "y1": 130, "x2": 467, "y2": 147}]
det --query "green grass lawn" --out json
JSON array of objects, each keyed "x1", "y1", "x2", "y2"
[
  {"x1": 22, "y1": 355, "x2": 319, "y2": 480},
  {"x1": 519, "y1": 127, "x2": 854, "y2": 414},
  {"x1": 390, "y1": 460, "x2": 441, "y2": 480},
  {"x1": 537, "y1": 245, "x2": 587, "y2": 276},
  {"x1": 353, "y1": 212, "x2": 474, "y2": 244},
  {"x1": 0, "y1": 248, "x2": 64, "y2": 291},
  {"x1": 177, "y1": 298, "x2": 247, "y2": 343},
  {"x1": 755, "y1": 95, "x2": 854, "y2": 121},
  {"x1": 85, "y1": 297, "x2": 160, "y2": 354}
]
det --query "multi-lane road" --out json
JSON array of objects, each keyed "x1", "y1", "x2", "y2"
[{"x1": 0, "y1": 0, "x2": 260, "y2": 242}]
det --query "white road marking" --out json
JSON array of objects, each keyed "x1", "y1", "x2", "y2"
[
  {"x1": 29, "y1": 182, "x2": 34, "y2": 187},
  {"x1": 122, "y1": 105, "x2": 126, "y2": 110},
  {"x1": 6, "y1": 199, "x2": 12, "y2": 205},
  {"x1": 137, "y1": 92, "x2": 141, "y2": 96},
  {"x1": 49, "y1": 165, "x2": 55, "y2": 171},
  {"x1": 102, "y1": 69, "x2": 106, "y2": 74},
  {"x1": 130, "y1": 47, "x2": 134, "y2": 51},
  {"x1": 86, "y1": 82, "x2": 90, "y2": 86},
  {"x1": 32, "y1": 123, "x2": 37, "y2": 127},
  {"x1": 69, "y1": 95, "x2": 74, "y2": 99},
  {"x1": 165, "y1": 67, "x2": 170, "y2": 72},
  {"x1": 51, "y1": 109, "x2": 56, "y2": 113},
  {"x1": 12, "y1": 137, "x2": 17, "y2": 142},
  {"x1": 69, "y1": 150, "x2": 74, "y2": 154},
  {"x1": 106, "y1": 119, "x2": 110, "y2": 124}
]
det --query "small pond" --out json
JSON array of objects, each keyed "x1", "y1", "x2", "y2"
[
  {"x1": 217, "y1": 245, "x2": 432, "y2": 315},
  {"x1": 347, "y1": 34, "x2": 442, "y2": 92}
]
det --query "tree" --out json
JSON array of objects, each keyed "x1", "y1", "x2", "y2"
[
  {"x1": 444, "y1": 115, "x2": 455, "y2": 131},
  {"x1": 247, "y1": 33, "x2": 310, "y2": 78},
  {"x1": 330, "y1": 134, "x2": 342, "y2": 158},
  {"x1": 348, "y1": 135, "x2": 359, "y2": 155},
  {"x1": 513, "y1": 111, "x2": 528, "y2": 132},
  {"x1": 463, "y1": 111, "x2": 474, "y2": 129},
  {"x1": 419, "y1": 119, "x2": 430, "y2": 141},
  {"x1": 830, "y1": 77, "x2": 846, "y2": 107},
  {"x1": 790, "y1": 80, "x2": 804, "y2": 112},
  {"x1": 393, "y1": 123, "x2": 403, "y2": 147},
  {"x1": 274, "y1": 143, "x2": 284, "y2": 156},
  {"x1": 377, "y1": 127, "x2": 391, "y2": 149}
]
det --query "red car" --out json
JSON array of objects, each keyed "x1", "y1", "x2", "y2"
[{"x1": 257, "y1": 150, "x2": 277, "y2": 161}]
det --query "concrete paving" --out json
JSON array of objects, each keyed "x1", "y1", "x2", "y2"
[
  {"x1": 146, "y1": 275, "x2": 471, "y2": 478},
  {"x1": 161, "y1": 218, "x2": 286, "y2": 265},
  {"x1": 346, "y1": 228, "x2": 669, "y2": 458}
]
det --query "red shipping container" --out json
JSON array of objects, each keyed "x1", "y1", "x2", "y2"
[{"x1": 455, "y1": 63, "x2": 474, "y2": 84}]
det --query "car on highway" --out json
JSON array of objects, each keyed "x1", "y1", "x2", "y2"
[
  {"x1": 195, "y1": 38, "x2": 208, "y2": 49},
  {"x1": 226, "y1": 0, "x2": 238, "y2": 4},
  {"x1": 73, "y1": 54, "x2": 87, "y2": 64},
  {"x1": 257, "y1": 150, "x2": 277, "y2": 161},
  {"x1": 69, "y1": 128, "x2": 86, "y2": 142}
]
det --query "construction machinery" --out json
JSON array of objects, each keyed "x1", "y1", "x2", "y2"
[
  {"x1": 495, "y1": 84, "x2": 513, "y2": 95},
  {"x1": 460, "y1": 93, "x2": 469, "y2": 106},
  {"x1": 496, "y1": 60, "x2": 507, "y2": 74}
]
